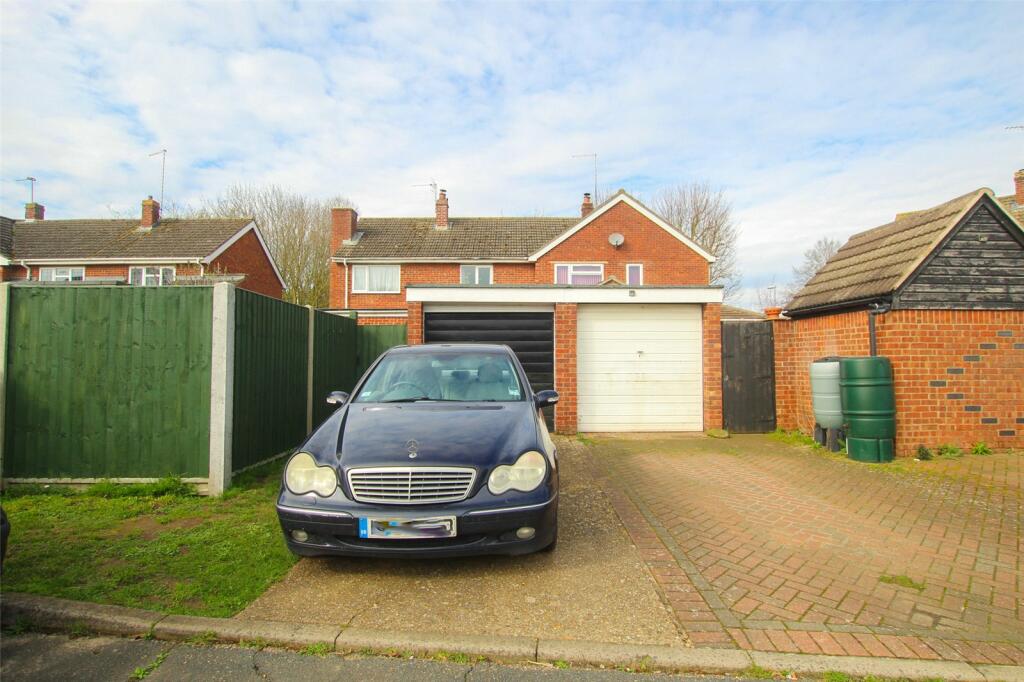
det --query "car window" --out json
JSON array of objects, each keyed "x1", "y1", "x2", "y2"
[{"x1": 355, "y1": 352, "x2": 524, "y2": 403}]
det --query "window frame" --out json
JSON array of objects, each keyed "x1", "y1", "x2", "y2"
[
  {"x1": 553, "y1": 263, "x2": 604, "y2": 285},
  {"x1": 38, "y1": 267, "x2": 85, "y2": 282},
  {"x1": 351, "y1": 264, "x2": 402, "y2": 294},
  {"x1": 460, "y1": 263, "x2": 493, "y2": 285},
  {"x1": 626, "y1": 263, "x2": 644, "y2": 286},
  {"x1": 129, "y1": 266, "x2": 176, "y2": 287}
]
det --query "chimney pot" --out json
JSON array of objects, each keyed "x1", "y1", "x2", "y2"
[
  {"x1": 24, "y1": 202, "x2": 45, "y2": 221},
  {"x1": 764, "y1": 306, "x2": 783, "y2": 320},
  {"x1": 331, "y1": 207, "x2": 358, "y2": 254},
  {"x1": 581, "y1": 192, "x2": 594, "y2": 218},
  {"x1": 141, "y1": 196, "x2": 160, "y2": 228},
  {"x1": 435, "y1": 189, "x2": 449, "y2": 230},
  {"x1": 1015, "y1": 169, "x2": 1024, "y2": 205}
]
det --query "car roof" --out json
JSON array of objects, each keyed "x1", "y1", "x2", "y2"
[{"x1": 386, "y1": 343, "x2": 513, "y2": 355}]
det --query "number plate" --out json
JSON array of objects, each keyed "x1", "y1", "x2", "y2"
[{"x1": 358, "y1": 516, "x2": 457, "y2": 540}]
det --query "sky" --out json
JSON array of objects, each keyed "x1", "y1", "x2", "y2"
[{"x1": 1, "y1": 1, "x2": 1021, "y2": 308}]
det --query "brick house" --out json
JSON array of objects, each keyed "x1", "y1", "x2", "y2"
[
  {"x1": 774, "y1": 172, "x2": 1024, "y2": 455},
  {"x1": 0, "y1": 197, "x2": 285, "y2": 298},
  {"x1": 328, "y1": 189, "x2": 724, "y2": 434}
]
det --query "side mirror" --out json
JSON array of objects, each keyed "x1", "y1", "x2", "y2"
[
  {"x1": 534, "y1": 390, "x2": 559, "y2": 407},
  {"x1": 326, "y1": 391, "x2": 350, "y2": 405}
]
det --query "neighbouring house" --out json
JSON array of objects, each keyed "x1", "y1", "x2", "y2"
[
  {"x1": 774, "y1": 170, "x2": 1024, "y2": 455},
  {"x1": 721, "y1": 304, "x2": 766, "y2": 321},
  {"x1": 328, "y1": 189, "x2": 724, "y2": 434},
  {"x1": 0, "y1": 196, "x2": 285, "y2": 298}
]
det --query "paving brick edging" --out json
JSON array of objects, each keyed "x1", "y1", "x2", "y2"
[{"x1": 3, "y1": 593, "x2": 1022, "y2": 681}]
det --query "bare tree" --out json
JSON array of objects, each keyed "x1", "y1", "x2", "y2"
[
  {"x1": 188, "y1": 184, "x2": 354, "y2": 307},
  {"x1": 784, "y1": 236, "x2": 841, "y2": 303},
  {"x1": 651, "y1": 182, "x2": 742, "y2": 300}
]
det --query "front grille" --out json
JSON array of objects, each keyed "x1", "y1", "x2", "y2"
[{"x1": 346, "y1": 467, "x2": 476, "y2": 505}]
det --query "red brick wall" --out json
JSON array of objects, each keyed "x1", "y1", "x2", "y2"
[
  {"x1": 554, "y1": 303, "x2": 578, "y2": 433},
  {"x1": 407, "y1": 302, "x2": 423, "y2": 345},
  {"x1": 702, "y1": 303, "x2": 723, "y2": 430},
  {"x1": 210, "y1": 229, "x2": 283, "y2": 298},
  {"x1": 536, "y1": 202, "x2": 710, "y2": 285},
  {"x1": 356, "y1": 316, "x2": 407, "y2": 326},
  {"x1": 773, "y1": 309, "x2": 1024, "y2": 455}
]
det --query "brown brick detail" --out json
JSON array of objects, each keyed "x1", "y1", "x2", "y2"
[
  {"x1": 210, "y1": 229, "x2": 284, "y2": 298},
  {"x1": 406, "y1": 302, "x2": 423, "y2": 345},
  {"x1": 773, "y1": 309, "x2": 1024, "y2": 455},
  {"x1": 554, "y1": 303, "x2": 577, "y2": 434},
  {"x1": 703, "y1": 303, "x2": 722, "y2": 430}
]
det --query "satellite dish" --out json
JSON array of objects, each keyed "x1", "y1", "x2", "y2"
[{"x1": 608, "y1": 233, "x2": 625, "y2": 247}]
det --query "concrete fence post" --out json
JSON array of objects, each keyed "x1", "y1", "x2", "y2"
[
  {"x1": 0, "y1": 283, "x2": 9, "y2": 485},
  {"x1": 306, "y1": 305, "x2": 315, "y2": 434},
  {"x1": 208, "y1": 283, "x2": 236, "y2": 495}
]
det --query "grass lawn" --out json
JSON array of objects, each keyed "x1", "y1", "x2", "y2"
[{"x1": 0, "y1": 460, "x2": 297, "y2": 618}]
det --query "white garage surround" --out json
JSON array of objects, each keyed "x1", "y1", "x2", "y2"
[{"x1": 577, "y1": 304, "x2": 703, "y2": 432}]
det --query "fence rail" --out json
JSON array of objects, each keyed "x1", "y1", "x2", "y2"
[{"x1": 0, "y1": 283, "x2": 407, "y2": 493}]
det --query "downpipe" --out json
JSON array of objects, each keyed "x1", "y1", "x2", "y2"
[{"x1": 867, "y1": 301, "x2": 891, "y2": 356}]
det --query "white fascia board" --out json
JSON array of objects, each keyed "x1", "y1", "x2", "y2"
[
  {"x1": 331, "y1": 257, "x2": 527, "y2": 263},
  {"x1": 19, "y1": 257, "x2": 195, "y2": 265},
  {"x1": 406, "y1": 287, "x2": 724, "y2": 304},
  {"x1": 424, "y1": 303, "x2": 555, "y2": 313},
  {"x1": 204, "y1": 221, "x2": 287, "y2": 289},
  {"x1": 351, "y1": 309, "x2": 409, "y2": 317},
  {"x1": 0, "y1": 256, "x2": 10, "y2": 266},
  {"x1": 528, "y1": 193, "x2": 716, "y2": 263}
]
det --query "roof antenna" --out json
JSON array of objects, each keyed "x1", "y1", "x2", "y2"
[
  {"x1": 412, "y1": 179, "x2": 438, "y2": 201},
  {"x1": 149, "y1": 149, "x2": 167, "y2": 205},
  {"x1": 572, "y1": 153, "x2": 598, "y2": 199},
  {"x1": 17, "y1": 176, "x2": 37, "y2": 203}
]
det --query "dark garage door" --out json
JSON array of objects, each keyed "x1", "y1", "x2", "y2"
[{"x1": 424, "y1": 311, "x2": 554, "y2": 426}]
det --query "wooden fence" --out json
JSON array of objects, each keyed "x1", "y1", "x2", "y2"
[{"x1": 0, "y1": 283, "x2": 407, "y2": 493}]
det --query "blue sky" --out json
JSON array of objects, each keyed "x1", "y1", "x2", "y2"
[{"x1": 1, "y1": 1, "x2": 1021, "y2": 306}]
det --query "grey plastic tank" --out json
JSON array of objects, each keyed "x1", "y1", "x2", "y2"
[{"x1": 810, "y1": 358, "x2": 843, "y2": 429}]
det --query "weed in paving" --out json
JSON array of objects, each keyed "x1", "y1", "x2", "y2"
[
  {"x1": 67, "y1": 622, "x2": 91, "y2": 638},
  {"x1": 185, "y1": 631, "x2": 218, "y2": 646},
  {"x1": 300, "y1": 642, "x2": 333, "y2": 657},
  {"x1": 239, "y1": 637, "x2": 269, "y2": 650},
  {"x1": 742, "y1": 665, "x2": 776, "y2": 680},
  {"x1": 971, "y1": 442, "x2": 993, "y2": 456},
  {"x1": 915, "y1": 444, "x2": 933, "y2": 461},
  {"x1": 770, "y1": 429, "x2": 823, "y2": 450},
  {"x1": 878, "y1": 574, "x2": 926, "y2": 591},
  {"x1": 432, "y1": 651, "x2": 472, "y2": 664},
  {"x1": 131, "y1": 651, "x2": 168, "y2": 680},
  {"x1": 937, "y1": 443, "x2": 962, "y2": 459},
  {"x1": 553, "y1": 659, "x2": 570, "y2": 670}
]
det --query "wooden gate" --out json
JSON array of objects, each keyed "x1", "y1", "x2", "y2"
[{"x1": 721, "y1": 320, "x2": 776, "y2": 433}]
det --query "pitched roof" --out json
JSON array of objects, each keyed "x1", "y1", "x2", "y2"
[
  {"x1": 8, "y1": 217, "x2": 253, "y2": 261},
  {"x1": 333, "y1": 217, "x2": 578, "y2": 260},
  {"x1": 721, "y1": 304, "x2": 766, "y2": 320},
  {"x1": 997, "y1": 194, "x2": 1024, "y2": 224},
  {"x1": 786, "y1": 189, "x2": 989, "y2": 313},
  {"x1": 0, "y1": 216, "x2": 13, "y2": 260}
]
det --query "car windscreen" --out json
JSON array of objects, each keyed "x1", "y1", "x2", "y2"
[{"x1": 354, "y1": 351, "x2": 525, "y2": 403}]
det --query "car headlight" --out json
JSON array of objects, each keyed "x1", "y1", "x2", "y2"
[
  {"x1": 284, "y1": 452, "x2": 338, "y2": 497},
  {"x1": 488, "y1": 451, "x2": 547, "y2": 495}
]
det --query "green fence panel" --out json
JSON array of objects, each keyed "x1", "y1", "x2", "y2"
[
  {"x1": 231, "y1": 290, "x2": 308, "y2": 472},
  {"x1": 356, "y1": 324, "x2": 407, "y2": 377},
  {"x1": 4, "y1": 286, "x2": 212, "y2": 478},
  {"x1": 311, "y1": 311, "x2": 358, "y2": 426}
]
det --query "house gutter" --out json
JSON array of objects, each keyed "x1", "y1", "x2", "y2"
[
  {"x1": 19, "y1": 260, "x2": 30, "y2": 280},
  {"x1": 783, "y1": 295, "x2": 891, "y2": 319},
  {"x1": 342, "y1": 259, "x2": 349, "y2": 310}
]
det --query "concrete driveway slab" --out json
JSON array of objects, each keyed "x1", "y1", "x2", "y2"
[{"x1": 240, "y1": 438, "x2": 682, "y2": 645}]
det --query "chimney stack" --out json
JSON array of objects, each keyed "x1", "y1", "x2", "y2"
[
  {"x1": 24, "y1": 202, "x2": 45, "y2": 221},
  {"x1": 435, "y1": 189, "x2": 449, "y2": 230},
  {"x1": 581, "y1": 192, "x2": 594, "y2": 218},
  {"x1": 1015, "y1": 169, "x2": 1024, "y2": 206},
  {"x1": 331, "y1": 207, "x2": 358, "y2": 254},
  {"x1": 141, "y1": 195, "x2": 160, "y2": 228}
]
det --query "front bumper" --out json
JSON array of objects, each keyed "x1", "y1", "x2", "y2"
[{"x1": 276, "y1": 495, "x2": 557, "y2": 558}]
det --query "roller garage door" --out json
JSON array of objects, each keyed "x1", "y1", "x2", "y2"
[
  {"x1": 577, "y1": 304, "x2": 703, "y2": 431},
  {"x1": 423, "y1": 311, "x2": 555, "y2": 425}
]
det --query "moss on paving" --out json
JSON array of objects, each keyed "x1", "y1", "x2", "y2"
[{"x1": 0, "y1": 459, "x2": 296, "y2": 618}]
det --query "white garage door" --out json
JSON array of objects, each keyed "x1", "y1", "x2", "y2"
[{"x1": 576, "y1": 304, "x2": 703, "y2": 432}]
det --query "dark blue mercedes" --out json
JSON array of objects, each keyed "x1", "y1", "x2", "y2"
[{"x1": 276, "y1": 344, "x2": 560, "y2": 557}]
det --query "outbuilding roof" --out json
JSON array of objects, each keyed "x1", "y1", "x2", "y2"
[{"x1": 786, "y1": 189, "x2": 994, "y2": 314}]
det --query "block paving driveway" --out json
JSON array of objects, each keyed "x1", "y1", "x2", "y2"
[{"x1": 593, "y1": 434, "x2": 1024, "y2": 665}]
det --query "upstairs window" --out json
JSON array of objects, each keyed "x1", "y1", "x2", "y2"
[
  {"x1": 130, "y1": 266, "x2": 175, "y2": 286},
  {"x1": 460, "y1": 264, "x2": 493, "y2": 285},
  {"x1": 352, "y1": 264, "x2": 401, "y2": 293},
  {"x1": 38, "y1": 267, "x2": 85, "y2": 282},
  {"x1": 626, "y1": 263, "x2": 644, "y2": 286},
  {"x1": 554, "y1": 263, "x2": 603, "y2": 285}
]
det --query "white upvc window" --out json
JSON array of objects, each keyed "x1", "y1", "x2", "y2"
[
  {"x1": 626, "y1": 263, "x2": 644, "y2": 286},
  {"x1": 554, "y1": 263, "x2": 604, "y2": 285},
  {"x1": 460, "y1": 264, "x2": 493, "y2": 285},
  {"x1": 129, "y1": 266, "x2": 176, "y2": 286},
  {"x1": 38, "y1": 267, "x2": 85, "y2": 282},
  {"x1": 352, "y1": 264, "x2": 401, "y2": 293}
]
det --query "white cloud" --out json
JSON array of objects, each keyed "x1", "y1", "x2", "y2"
[{"x1": 1, "y1": 0, "x2": 1021, "y2": 298}]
